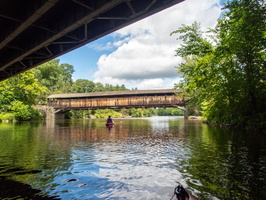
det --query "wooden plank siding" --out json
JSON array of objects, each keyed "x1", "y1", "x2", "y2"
[{"x1": 47, "y1": 95, "x2": 185, "y2": 110}]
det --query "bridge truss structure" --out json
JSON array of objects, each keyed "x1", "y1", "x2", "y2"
[
  {"x1": 0, "y1": 0, "x2": 184, "y2": 82},
  {"x1": 47, "y1": 89, "x2": 186, "y2": 110}
]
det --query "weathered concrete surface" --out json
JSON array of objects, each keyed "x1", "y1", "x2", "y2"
[{"x1": 36, "y1": 105, "x2": 55, "y2": 120}]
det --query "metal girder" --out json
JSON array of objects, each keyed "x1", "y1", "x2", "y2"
[
  {"x1": 0, "y1": 0, "x2": 59, "y2": 50},
  {"x1": 0, "y1": 0, "x2": 185, "y2": 82}
]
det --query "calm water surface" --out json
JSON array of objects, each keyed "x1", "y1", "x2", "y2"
[{"x1": 0, "y1": 116, "x2": 265, "y2": 200}]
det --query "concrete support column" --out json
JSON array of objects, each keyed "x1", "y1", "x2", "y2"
[
  {"x1": 36, "y1": 105, "x2": 55, "y2": 120},
  {"x1": 46, "y1": 108, "x2": 55, "y2": 120}
]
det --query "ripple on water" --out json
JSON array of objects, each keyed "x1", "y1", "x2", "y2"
[
  {"x1": 44, "y1": 137, "x2": 187, "y2": 199},
  {"x1": 1, "y1": 117, "x2": 263, "y2": 199}
]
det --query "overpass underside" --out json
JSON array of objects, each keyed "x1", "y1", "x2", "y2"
[
  {"x1": 0, "y1": 0, "x2": 184, "y2": 82},
  {"x1": 48, "y1": 95, "x2": 185, "y2": 111}
]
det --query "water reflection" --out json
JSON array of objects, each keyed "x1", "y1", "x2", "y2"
[{"x1": 0, "y1": 117, "x2": 265, "y2": 199}]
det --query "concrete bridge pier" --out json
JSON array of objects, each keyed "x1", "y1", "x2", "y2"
[
  {"x1": 36, "y1": 105, "x2": 55, "y2": 120},
  {"x1": 36, "y1": 105, "x2": 66, "y2": 120}
]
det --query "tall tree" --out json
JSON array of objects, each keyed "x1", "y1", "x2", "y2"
[
  {"x1": 216, "y1": 0, "x2": 266, "y2": 117},
  {"x1": 33, "y1": 59, "x2": 74, "y2": 94},
  {"x1": 171, "y1": 0, "x2": 266, "y2": 128},
  {"x1": 171, "y1": 22, "x2": 214, "y2": 115},
  {"x1": 72, "y1": 79, "x2": 95, "y2": 93},
  {"x1": 170, "y1": 21, "x2": 213, "y2": 57},
  {"x1": 93, "y1": 82, "x2": 106, "y2": 92}
]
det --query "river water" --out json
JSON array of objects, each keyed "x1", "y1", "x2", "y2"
[{"x1": 0, "y1": 116, "x2": 265, "y2": 200}]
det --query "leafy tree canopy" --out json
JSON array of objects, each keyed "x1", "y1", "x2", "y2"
[
  {"x1": 172, "y1": 0, "x2": 266, "y2": 129},
  {"x1": 33, "y1": 59, "x2": 75, "y2": 94},
  {"x1": 0, "y1": 70, "x2": 46, "y2": 120}
]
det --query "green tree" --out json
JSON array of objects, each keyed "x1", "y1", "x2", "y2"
[
  {"x1": 33, "y1": 59, "x2": 74, "y2": 94},
  {"x1": 171, "y1": 0, "x2": 266, "y2": 129},
  {"x1": 171, "y1": 22, "x2": 213, "y2": 116},
  {"x1": 157, "y1": 107, "x2": 184, "y2": 116},
  {"x1": 93, "y1": 82, "x2": 105, "y2": 92},
  {"x1": 94, "y1": 109, "x2": 121, "y2": 118},
  {"x1": 214, "y1": 0, "x2": 266, "y2": 125},
  {"x1": 170, "y1": 21, "x2": 213, "y2": 57},
  {"x1": 0, "y1": 71, "x2": 46, "y2": 120},
  {"x1": 72, "y1": 79, "x2": 95, "y2": 93}
]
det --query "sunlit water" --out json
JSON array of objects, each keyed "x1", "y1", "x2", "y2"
[{"x1": 0, "y1": 116, "x2": 265, "y2": 199}]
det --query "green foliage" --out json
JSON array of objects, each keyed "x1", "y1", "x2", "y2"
[
  {"x1": 119, "y1": 109, "x2": 131, "y2": 117},
  {"x1": 9, "y1": 101, "x2": 43, "y2": 121},
  {"x1": 128, "y1": 108, "x2": 155, "y2": 117},
  {"x1": 0, "y1": 70, "x2": 46, "y2": 106},
  {"x1": 33, "y1": 59, "x2": 75, "y2": 96},
  {"x1": 66, "y1": 110, "x2": 92, "y2": 119},
  {"x1": 67, "y1": 107, "x2": 183, "y2": 120},
  {"x1": 0, "y1": 70, "x2": 46, "y2": 121},
  {"x1": 170, "y1": 21, "x2": 213, "y2": 57},
  {"x1": 70, "y1": 80, "x2": 129, "y2": 94},
  {"x1": 156, "y1": 107, "x2": 184, "y2": 116},
  {"x1": 129, "y1": 108, "x2": 142, "y2": 117},
  {"x1": 94, "y1": 109, "x2": 121, "y2": 119},
  {"x1": 93, "y1": 82, "x2": 106, "y2": 92},
  {"x1": 10, "y1": 101, "x2": 32, "y2": 121},
  {"x1": 142, "y1": 108, "x2": 155, "y2": 117},
  {"x1": 0, "y1": 113, "x2": 14, "y2": 121},
  {"x1": 216, "y1": 0, "x2": 266, "y2": 118},
  {"x1": 72, "y1": 79, "x2": 95, "y2": 93},
  {"x1": 172, "y1": 0, "x2": 266, "y2": 129},
  {"x1": 103, "y1": 83, "x2": 128, "y2": 92}
]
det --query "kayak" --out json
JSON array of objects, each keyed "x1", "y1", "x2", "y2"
[{"x1": 106, "y1": 122, "x2": 114, "y2": 126}]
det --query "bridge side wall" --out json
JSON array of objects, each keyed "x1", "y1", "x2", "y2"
[{"x1": 47, "y1": 95, "x2": 185, "y2": 110}]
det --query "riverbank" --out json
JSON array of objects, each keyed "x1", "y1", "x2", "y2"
[{"x1": 202, "y1": 119, "x2": 266, "y2": 133}]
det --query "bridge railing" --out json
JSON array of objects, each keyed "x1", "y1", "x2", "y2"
[{"x1": 47, "y1": 95, "x2": 185, "y2": 110}]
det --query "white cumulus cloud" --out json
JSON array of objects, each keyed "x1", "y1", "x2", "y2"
[{"x1": 93, "y1": 0, "x2": 223, "y2": 90}]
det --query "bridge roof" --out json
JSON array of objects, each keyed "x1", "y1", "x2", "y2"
[
  {"x1": 0, "y1": 0, "x2": 184, "y2": 82},
  {"x1": 47, "y1": 89, "x2": 182, "y2": 99}
]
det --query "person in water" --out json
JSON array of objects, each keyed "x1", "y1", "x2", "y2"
[{"x1": 107, "y1": 115, "x2": 113, "y2": 124}]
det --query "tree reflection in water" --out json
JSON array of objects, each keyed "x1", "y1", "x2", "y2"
[{"x1": 0, "y1": 117, "x2": 265, "y2": 199}]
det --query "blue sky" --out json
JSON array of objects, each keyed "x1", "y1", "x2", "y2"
[{"x1": 59, "y1": 0, "x2": 227, "y2": 90}]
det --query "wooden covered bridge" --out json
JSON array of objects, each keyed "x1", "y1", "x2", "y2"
[{"x1": 47, "y1": 89, "x2": 186, "y2": 111}]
